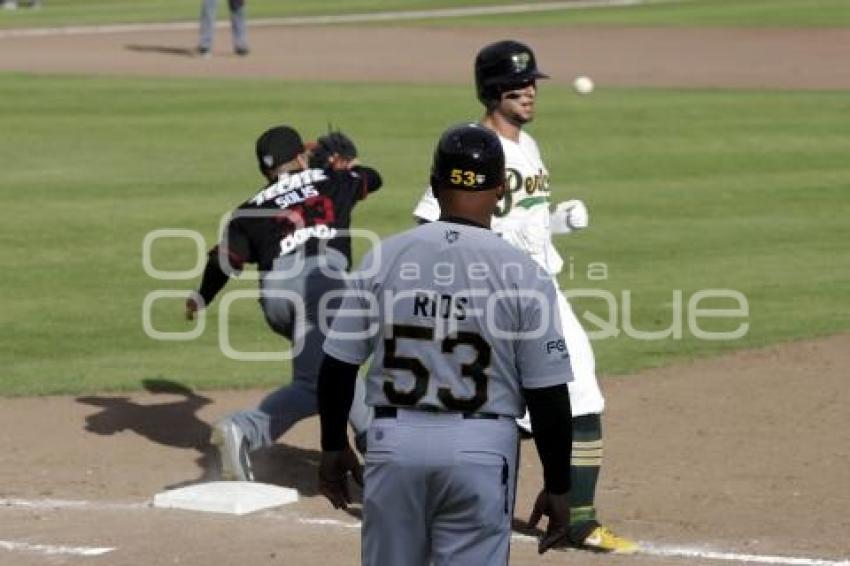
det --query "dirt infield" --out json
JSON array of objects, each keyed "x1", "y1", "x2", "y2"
[
  {"x1": 2, "y1": 25, "x2": 850, "y2": 89},
  {"x1": 2, "y1": 21, "x2": 849, "y2": 566},
  {"x1": 1, "y1": 335, "x2": 848, "y2": 565}
]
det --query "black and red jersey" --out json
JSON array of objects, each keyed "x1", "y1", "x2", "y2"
[{"x1": 197, "y1": 165, "x2": 381, "y2": 305}]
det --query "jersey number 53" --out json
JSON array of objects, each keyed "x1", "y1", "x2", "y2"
[{"x1": 382, "y1": 324, "x2": 491, "y2": 413}]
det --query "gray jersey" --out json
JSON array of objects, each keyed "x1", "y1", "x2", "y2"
[{"x1": 323, "y1": 220, "x2": 572, "y2": 417}]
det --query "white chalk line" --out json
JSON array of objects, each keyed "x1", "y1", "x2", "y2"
[
  {"x1": 0, "y1": 0, "x2": 680, "y2": 39},
  {"x1": 299, "y1": 517, "x2": 360, "y2": 529},
  {"x1": 4, "y1": 497, "x2": 847, "y2": 565},
  {"x1": 0, "y1": 540, "x2": 114, "y2": 557},
  {"x1": 639, "y1": 544, "x2": 850, "y2": 566},
  {"x1": 295, "y1": 516, "x2": 849, "y2": 566},
  {"x1": 1, "y1": 497, "x2": 149, "y2": 511},
  {"x1": 0, "y1": 497, "x2": 132, "y2": 557}
]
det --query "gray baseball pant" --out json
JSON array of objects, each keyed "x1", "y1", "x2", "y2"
[
  {"x1": 228, "y1": 251, "x2": 371, "y2": 451},
  {"x1": 198, "y1": 0, "x2": 248, "y2": 52},
  {"x1": 362, "y1": 409, "x2": 518, "y2": 566}
]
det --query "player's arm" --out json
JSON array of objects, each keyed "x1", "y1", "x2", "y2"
[
  {"x1": 186, "y1": 218, "x2": 251, "y2": 320},
  {"x1": 523, "y1": 138, "x2": 588, "y2": 236},
  {"x1": 523, "y1": 385, "x2": 572, "y2": 495},
  {"x1": 523, "y1": 384, "x2": 573, "y2": 554},
  {"x1": 316, "y1": 355, "x2": 365, "y2": 511},
  {"x1": 315, "y1": 259, "x2": 376, "y2": 509},
  {"x1": 318, "y1": 354, "x2": 359, "y2": 452},
  {"x1": 349, "y1": 165, "x2": 382, "y2": 199},
  {"x1": 516, "y1": 273, "x2": 573, "y2": 492},
  {"x1": 549, "y1": 198, "x2": 589, "y2": 235},
  {"x1": 514, "y1": 272, "x2": 574, "y2": 553}
]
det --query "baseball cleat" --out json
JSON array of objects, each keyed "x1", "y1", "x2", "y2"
[
  {"x1": 580, "y1": 525, "x2": 639, "y2": 554},
  {"x1": 211, "y1": 418, "x2": 254, "y2": 481}
]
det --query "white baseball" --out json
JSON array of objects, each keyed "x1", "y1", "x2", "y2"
[{"x1": 573, "y1": 75, "x2": 594, "y2": 95}]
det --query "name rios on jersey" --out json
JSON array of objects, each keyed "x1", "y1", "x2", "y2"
[{"x1": 413, "y1": 292, "x2": 469, "y2": 320}]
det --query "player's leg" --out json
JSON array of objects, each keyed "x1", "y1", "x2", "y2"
[
  {"x1": 431, "y1": 419, "x2": 517, "y2": 566},
  {"x1": 197, "y1": 0, "x2": 216, "y2": 55},
  {"x1": 231, "y1": 261, "x2": 348, "y2": 444},
  {"x1": 239, "y1": 264, "x2": 343, "y2": 444},
  {"x1": 557, "y1": 291, "x2": 637, "y2": 553},
  {"x1": 227, "y1": 0, "x2": 249, "y2": 55},
  {"x1": 212, "y1": 266, "x2": 309, "y2": 480},
  {"x1": 362, "y1": 417, "x2": 430, "y2": 566},
  {"x1": 213, "y1": 381, "x2": 316, "y2": 480}
]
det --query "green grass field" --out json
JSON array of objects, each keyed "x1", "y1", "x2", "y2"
[
  {"x1": 0, "y1": 0, "x2": 548, "y2": 28},
  {"x1": 1, "y1": 0, "x2": 850, "y2": 29},
  {"x1": 422, "y1": 0, "x2": 850, "y2": 27},
  {"x1": 2, "y1": 72, "x2": 848, "y2": 395}
]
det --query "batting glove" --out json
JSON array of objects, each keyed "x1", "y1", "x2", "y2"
[{"x1": 550, "y1": 199, "x2": 589, "y2": 235}]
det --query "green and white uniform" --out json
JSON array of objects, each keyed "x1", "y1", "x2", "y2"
[{"x1": 414, "y1": 130, "x2": 605, "y2": 417}]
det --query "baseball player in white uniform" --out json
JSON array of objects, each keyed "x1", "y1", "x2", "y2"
[
  {"x1": 315, "y1": 123, "x2": 576, "y2": 565},
  {"x1": 413, "y1": 40, "x2": 637, "y2": 554}
]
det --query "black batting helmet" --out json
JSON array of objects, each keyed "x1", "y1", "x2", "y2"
[
  {"x1": 475, "y1": 40, "x2": 549, "y2": 105},
  {"x1": 430, "y1": 123, "x2": 505, "y2": 191}
]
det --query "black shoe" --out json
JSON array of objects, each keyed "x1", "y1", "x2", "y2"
[
  {"x1": 197, "y1": 46, "x2": 211, "y2": 58},
  {"x1": 235, "y1": 46, "x2": 250, "y2": 57}
]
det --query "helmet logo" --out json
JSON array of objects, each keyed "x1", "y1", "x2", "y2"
[
  {"x1": 511, "y1": 52, "x2": 531, "y2": 72},
  {"x1": 445, "y1": 229, "x2": 460, "y2": 244}
]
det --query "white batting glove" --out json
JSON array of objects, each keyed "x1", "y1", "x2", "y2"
[{"x1": 550, "y1": 199, "x2": 589, "y2": 235}]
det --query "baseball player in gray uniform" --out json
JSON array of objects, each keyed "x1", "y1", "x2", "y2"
[
  {"x1": 315, "y1": 123, "x2": 576, "y2": 565},
  {"x1": 414, "y1": 40, "x2": 638, "y2": 553},
  {"x1": 197, "y1": 0, "x2": 249, "y2": 57}
]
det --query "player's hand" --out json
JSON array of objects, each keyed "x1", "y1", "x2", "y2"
[
  {"x1": 318, "y1": 446, "x2": 363, "y2": 510},
  {"x1": 550, "y1": 199, "x2": 589, "y2": 235},
  {"x1": 527, "y1": 489, "x2": 572, "y2": 554},
  {"x1": 185, "y1": 293, "x2": 204, "y2": 321}
]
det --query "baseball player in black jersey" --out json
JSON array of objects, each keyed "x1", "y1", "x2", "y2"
[
  {"x1": 316, "y1": 123, "x2": 575, "y2": 564},
  {"x1": 186, "y1": 125, "x2": 381, "y2": 481}
]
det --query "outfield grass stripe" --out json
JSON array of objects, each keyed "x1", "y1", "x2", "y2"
[{"x1": 0, "y1": 0, "x2": 675, "y2": 38}]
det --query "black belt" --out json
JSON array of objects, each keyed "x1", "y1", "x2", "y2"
[{"x1": 374, "y1": 406, "x2": 500, "y2": 420}]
